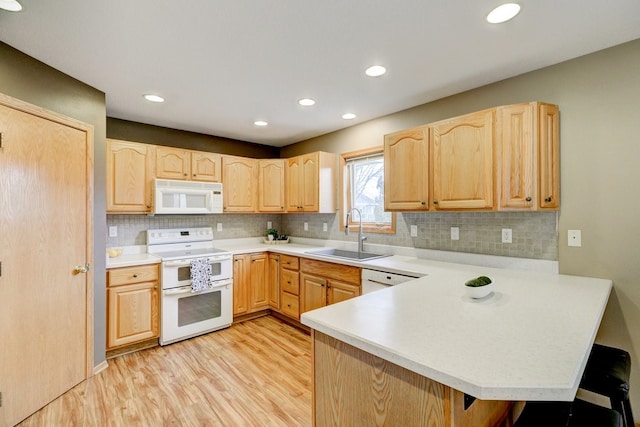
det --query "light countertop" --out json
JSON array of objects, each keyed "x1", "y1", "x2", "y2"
[{"x1": 300, "y1": 264, "x2": 612, "y2": 401}]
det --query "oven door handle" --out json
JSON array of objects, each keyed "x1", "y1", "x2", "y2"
[
  {"x1": 163, "y1": 279, "x2": 233, "y2": 296},
  {"x1": 163, "y1": 255, "x2": 232, "y2": 267}
]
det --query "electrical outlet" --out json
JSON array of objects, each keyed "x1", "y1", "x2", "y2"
[
  {"x1": 451, "y1": 227, "x2": 459, "y2": 241},
  {"x1": 410, "y1": 225, "x2": 418, "y2": 237},
  {"x1": 568, "y1": 230, "x2": 582, "y2": 247},
  {"x1": 108, "y1": 226, "x2": 117, "y2": 237},
  {"x1": 304, "y1": 222, "x2": 308, "y2": 231},
  {"x1": 501, "y1": 228, "x2": 512, "y2": 243},
  {"x1": 323, "y1": 223, "x2": 328, "y2": 232},
  {"x1": 267, "y1": 221, "x2": 272, "y2": 229},
  {"x1": 216, "y1": 223, "x2": 223, "y2": 231}
]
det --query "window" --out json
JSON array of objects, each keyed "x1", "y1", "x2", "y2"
[{"x1": 341, "y1": 147, "x2": 395, "y2": 234}]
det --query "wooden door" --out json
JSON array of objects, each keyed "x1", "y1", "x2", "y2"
[
  {"x1": 106, "y1": 139, "x2": 153, "y2": 213},
  {"x1": 268, "y1": 253, "x2": 280, "y2": 310},
  {"x1": 538, "y1": 103, "x2": 560, "y2": 209},
  {"x1": 222, "y1": 155, "x2": 258, "y2": 212},
  {"x1": 249, "y1": 253, "x2": 269, "y2": 311},
  {"x1": 233, "y1": 255, "x2": 249, "y2": 315},
  {"x1": 301, "y1": 273, "x2": 327, "y2": 314},
  {"x1": 432, "y1": 109, "x2": 494, "y2": 210},
  {"x1": 328, "y1": 280, "x2": 361, "y2": 305},
  {"x1": 191, "y1": 151, "x2": 221, "y2": 182},
  {"x1": 498, "y1": 103, "x2": 535, "y2": 209},
  {"x1": 384, "y1": 126, "x2": 429, "y2": 210},
  {"x1": 300, "y1": 152, "x2": 319, "y2": 211},
  {"x1": 258, "y1": 159, "x2": 285, "y2": 212},
  {"x1": 285, "y1": 156, "x2": 302, "y2": 211},
  {"x1": 0, "y1": 94, "x2": 93, "y2": 426},
  {"x1": 156, "y1": 146, "x2": 190, "y2": 180}
]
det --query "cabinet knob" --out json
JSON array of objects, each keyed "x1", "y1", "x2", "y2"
[
  {"x1": 133, "y1": 274, "x2": 138, "y2": 278},
  {"x1": 421, "y1": 201, "x2": 426, "y2": 205},
  {"x1": 193, "y1": 174, "x2": 197, "y2": 177},
  {"x1": 287, "y1": 280, "x2": 291, "y2": 284},
  {"x1": 146, "y1": 205, "x2": 151, "y2": 209},
  {"x1": 525, "y1": 197, "x2": 532, "y2": 202},
  {"x1": 184, "y1": 173, "x2": 188, "y2": 176},
  {"x1": 545, "y1": 196, "x2": 553, "y2": 203},
  {"x1": 433, "y1": 200, "x2": 439, "y2": 205},
  {"x1": 327, "y1": 285, "x2": 331, "y2": 289}
]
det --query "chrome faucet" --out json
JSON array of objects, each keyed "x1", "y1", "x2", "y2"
[{"x1": 345, "y1": 208, "x2": 366, "y2": 255}]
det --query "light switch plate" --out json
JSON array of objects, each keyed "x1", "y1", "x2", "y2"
[
  {"x1": 108, "y1": 226, "x2": 117, "y2": 237},
  {"x1": 267, "y1": 221, "x2": 272, "y2": 229},
  {"x1": 410, "y1": 225, "x2": 418, "y2": 237},
  {"x1": 568, "y1": 230, "x2": 582, "y2": 247},
  {"x1": 216, "y1": 223, "x2": 223, "y2": 232},
  {"x1": 323, "y1": 223, "x2": 328, "y2": 232},
  {"x1": 304, "y1": 222, "x2": 309, "y2": 231},
  {"x1": 451, "y1": 227, "x2": 459, "y2": 241}
]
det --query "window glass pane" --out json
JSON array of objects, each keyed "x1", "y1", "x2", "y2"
[{"x1": 347, "y1": 154, "x2": 391, "y2": 225}]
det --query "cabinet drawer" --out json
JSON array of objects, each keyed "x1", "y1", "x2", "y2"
[
  {"x1": 281, "y1": 269, "x2": 299, "y2": 295},
  {"x1": 280, "y1": 255, "x2": 299, "y2": 271},
  {"x1": 281, "y1": 292, "x2": 299, "y2": 320},
  {"x1": 108, "y1": 264, "x2": 159, "y2": 287}
]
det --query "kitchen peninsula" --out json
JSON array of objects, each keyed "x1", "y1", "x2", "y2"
[{"x1": 301, "y1": 263, "x2": 612, "y2": 426}]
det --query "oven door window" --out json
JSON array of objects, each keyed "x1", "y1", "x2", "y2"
[
  {"x1": 178, "y1": 291, "x2": 222, "y2": 327},
  {"x1": 177, "y1": 262, "x2": 222, "y2": 282}
]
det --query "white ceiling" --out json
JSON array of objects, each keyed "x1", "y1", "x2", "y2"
[{"x1": 1, "y1": 1, "x2": 639, "y2": 147}]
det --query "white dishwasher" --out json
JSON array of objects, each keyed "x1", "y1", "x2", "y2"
[{"x1": 361, "y1": 269, "x2": 422, "y2": 294}]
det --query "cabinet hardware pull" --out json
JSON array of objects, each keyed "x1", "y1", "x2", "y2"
[
  {"x1": 421, "y1": 201, "x2": 426, "y2": 205},
  {"x1": 133, "y1": 274, "x2": 138, "y2": 278},
  {"x1": 545, "y1": 196, "x2": 553, "y2": 203},
  {"x1": 193, "y1": 174, "x2": 197, "y2": 177},
  {"x1": 525, "y1": 197, "x2": 532, "y2": 202},
  {"x1": 433, "y1": 200, "x2": 439, "y2": 204},
  {"x1": 184, "y1": 173, "x2": 188, "y2": 176}
]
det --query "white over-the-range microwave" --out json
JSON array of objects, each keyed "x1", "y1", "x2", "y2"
[{"x1": 154, "y1": 178, "x2": 223, "y2": 214}]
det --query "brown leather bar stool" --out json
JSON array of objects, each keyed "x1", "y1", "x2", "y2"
[
  {"x1": 580, "y1": 344, "x2": 634, "y2": 427},
  {"x1": 514, "y1": 399, "x2": 623, "y2": 427}
]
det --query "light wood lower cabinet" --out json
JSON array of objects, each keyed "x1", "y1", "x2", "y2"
[
  {"x1": 280, "y1": 255, "x2": 300, "y2": 320},
  {"x1": 300, "y1": 258, "x2": 361, "y2": 315},
  {"x1": 268, "y1": 253, "x2": 281, "y2": 310},
  {"x1": 233, "y1": 253, "x2": 269, "y2": 316},
  {"x1": 107, "y1": 264, "x2": 160, "y2": 350}
]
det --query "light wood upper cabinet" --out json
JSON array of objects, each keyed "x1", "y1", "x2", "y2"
[
  {"x1": 156, "y1": 146, "x2": 191, "y2": 180},
  {"x1": 156, "y1": 147, "x2": 221, "y2": 182},
  {"x1": 107, "y1": 264, "x2": 160, "y2": 350},
  {"x1": 384, "y1": 126, "x2": 430, "y2": 211},
  {"x1": 258, "y1": 159, "x2": 285, "y2": 212},
  {"x1": 431, "y1": 109, "x2": 495, "y2": 210},
  {"x1": 538, "y1": 103, "x2": 560, "y2": 209},
  {"x1": 497, "y1": 102, "x2": 560, "y2": 210},
  {"x1": 191, "y1": 151, "x2": 222, "y2": 182},
  {"x1": 106, "y1": 138, "x2": 154, "y2": 213},
  {"x1": 223, "y1": 155, "x2": 258, "y2": 212},
  {"x1": 286, "y1": 152, "x2": 337, "y2": 213}
]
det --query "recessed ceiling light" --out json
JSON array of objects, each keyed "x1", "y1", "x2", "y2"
[
  {"x1": 143, "y1": 94, "x2": 165, "y2": 103},
  {"x1": 0, "y1": 0, "x2": 22, "y2": 11},
  {"x1": 342, "y1": 113, "x2": 356, "y2": 120},
  {"x1": 486, "y1": 3, "x2": 521, "y2": 24},
  {"x1": 365, "y1": 65, "x2": 386, "y2": 77},
  {"x1": 298, "y1": 98, "x2": 316, "y2": 106},
  {"x1": 254, "y1": 120, "x2": 268, "y2": 127}
]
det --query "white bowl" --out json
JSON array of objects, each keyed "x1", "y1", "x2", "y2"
[{"x1": 465, "y1": 282, "x2": 494, "y2": 299}]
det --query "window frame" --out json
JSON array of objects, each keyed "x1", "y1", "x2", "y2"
[{"x1": 340, "y1": 146, "x2": 395, "y2": 235}]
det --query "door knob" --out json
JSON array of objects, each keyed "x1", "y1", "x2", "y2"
[{"x1": 73, "y1": 263, "x2": 90, "y2": 274}]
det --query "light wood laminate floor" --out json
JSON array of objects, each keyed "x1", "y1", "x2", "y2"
[{"x1": 18, "y1": 316, "x2": 312, "y2": 426}]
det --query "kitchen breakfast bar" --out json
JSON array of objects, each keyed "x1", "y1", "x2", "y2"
[{"x1": 301, "y1": 261, "x2": 612, "y2": 426}]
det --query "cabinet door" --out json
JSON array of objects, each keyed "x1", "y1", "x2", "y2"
[
  {"x1": 432, "y1": 109, "x2": 494, "y2": 210},
  {"x1": 328, "y1": 279, "x2": 361, "y2": 305},
  {"x1": 281, "y1": 292, "x2": 299, "y2": 320},
  {"x1": 191, "y1": 151, "x2": 221, "y2": 182},
  {"x1": 106, "y1": 139, "x2": 153, "y2": 213},
  {"x1": 498, "y1": 103, "x2": 535, "y2": 209},
  {"x1": 156, "y1": 146, "x2": 191, "y2": 180},
  {"x1": 107, "y1": 281, "x2": 159, "y2": 349},
  {"x1": 301, "y1": 152, "x2": 320, "y2": 212},
  {"x1": 223, "y1": 156, "x2": 258, "y2": 212},
  {"x1": 538, "y1": 103, "x2": 560, "y2": 209},
  {"x1": 249, "y1": 253, "x2": 269, "y2": 310},
  {"x1": 384, "y1": 127, "x2": 429, "y2": 210},
  {"x1": 233, "y1": 255, "x2": 249, "y2": 315},
  {"x1": 258, "y1": 159, "x2": 285, "y2": 212},
  {"x1": 285, "y1": 156, "x2": 303, "y2": 211},
  {"x1": 268, "y1": 254, "x2": 280, "y2": 310},
  {"x1": 301, "y1": 273, "x2": 327, "y2": 314}
]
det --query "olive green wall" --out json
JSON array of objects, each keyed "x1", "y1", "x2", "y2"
[
  {"x1": 283, "y1": 39, "x2": 640, "y2": 414},
  {"x1": 107, "y1": 117, "x2": 279, "y2": 158},
  {"x1": 0, "y1": 41, "x2": 108, "y2": 367}
]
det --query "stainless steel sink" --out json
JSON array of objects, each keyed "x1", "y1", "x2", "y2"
[{"x1": 305, "y1": 248, "x2": 389, "y2": 261}]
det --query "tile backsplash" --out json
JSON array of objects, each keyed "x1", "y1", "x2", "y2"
[{"x1": 107, "y1": 211, "x2": 558, "y2": 260}]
